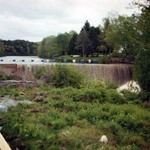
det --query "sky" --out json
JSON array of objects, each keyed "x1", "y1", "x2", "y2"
[{"x1": 0, "y1": 0, "x2": 138, "y2": 42}]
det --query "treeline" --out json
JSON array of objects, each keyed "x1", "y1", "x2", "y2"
[
  {"x1": 37, "y1": 20, "x2": 113, "y2": 59},
  {"x1": 0, "y1": 40, "x2": 38, "y2": 56},
  {"x1": 37, "y1": 1, "x2": 149, "y2": 62}
]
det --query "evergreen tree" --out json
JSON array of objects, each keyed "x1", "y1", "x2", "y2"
[
  {"x1": 89, "y1": 26, "x2": 100, "y2": 56},
  {"x1": 68, "y1": 33, "x2": 78, "y2": 55}
]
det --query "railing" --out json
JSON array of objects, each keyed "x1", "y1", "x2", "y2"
[{"x1": 0, "y1": 133, "x2": 11, "y2": 150}]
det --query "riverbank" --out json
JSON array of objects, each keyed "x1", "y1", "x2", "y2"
[{"x1": 0, "y1": 83, "x2": 149, "y2": 149}]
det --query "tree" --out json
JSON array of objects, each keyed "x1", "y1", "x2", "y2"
[
  {"x1": 37, "y1": 36, "x2": 59, "y2": 58},
  {"x1": 0, "y1": 41, "x2": 5, "y2": 56},
  {"x1": 68, "y1": 32, "x2": 78, "y2": 55},
  {"x1": 76, "y1": 20, "x2": 92, "y2": 57},
  {"x1": 56, "y1": 32, "x2": 74, "y2": 55},
  {"x1": 134, "y1": 49, "x2": 150, "y2": 100},
  {"x1": 82, "y1": 20, "x2": 90, "y2": 31},
  {"x1": 105, "y1": 15, "x2": 140, "y2": 59},
  {"x1": 89, "y1": 26, "x2": 100, "y2": 56},
  {"x1": 134, "y1": 0, "x2": 150, "y2": 100},
  {"x1": 76, "y1": 29, "x2": 92, "y2": 58},
  {"x1": 0, "y1": 39, "x2": 37, "y2": 56},
  {"x1": 98, "y1": 18, "x2": 114, "y2": 56}
]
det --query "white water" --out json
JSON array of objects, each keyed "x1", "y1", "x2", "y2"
[
  {"x1": 0, "y1": 95, "x2": 32, "y2": 112},
  {"x1": 117, "y1": 80, "x2": 141, "y2": 93}
]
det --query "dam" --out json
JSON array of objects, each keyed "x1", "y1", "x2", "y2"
[{"x1": 0, "y1": 63, "x2": 132, "y2": 85}]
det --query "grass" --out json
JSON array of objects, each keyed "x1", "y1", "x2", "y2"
[
  {"x1": 0, "y1": 84, "x2": 150, "y2": 150},
  {"x1": 0, "y1": 65, "x2": 149, "y2": 149}
]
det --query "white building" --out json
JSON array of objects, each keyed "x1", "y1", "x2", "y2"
[{"x1": 0, "y1": 56, "x2": 47, "y2": 64}]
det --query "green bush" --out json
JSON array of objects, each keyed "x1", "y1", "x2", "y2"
[
  {"x1": 0, "y1": 71, "x2": 16, "y2": 80},
  {"x1": 51, "y1": 64, "x2": 84, "y2": 88},
  {"x1": 121, "y1": 90, "x2": 141, "y2": 104},
  {"x1": 34, "y1": 66, "x2": 46, "y2": 79},
  {"x1": 1, "y1": 84, "x2": 150, "y2": 149},
  {"x1": 108, "y1": 89, "x2": 126, "y2": 104}
]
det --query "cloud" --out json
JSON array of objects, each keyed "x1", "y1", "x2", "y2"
[{"x1": 0, "y1": 0, "x2": 136, "y2": 42}]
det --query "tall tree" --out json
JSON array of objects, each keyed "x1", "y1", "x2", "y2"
[
  {"x1": 68, "y1": 32, "x2": 78, "y2": 55},
  {"x1": 76, "y1": 20, "x2": 92, "y2": 57},
  {"x1": 56, "y1": 32, "x2": 74, "y2": 55},
  {"x1": 82, "y1": 20, "x2": 90, "y2": 31},
  {"x1": 89, "y1": 26, "x2": 100, "y2": 56},
  {"x1": 76, "y1": 29, "x2": 92, "y2": 58},
  {"x1": 0, "y1": 41, "x2": 5, "y2": 56},
  {"x1": 134, "y1": 0, "x2": 150, "y2": 100},
  {"x1": 105, "y1": 15, "x2": 140, "y2": 59},
  {"x1": 98, "y1": 18, "x2": 114, "y2": 56},
  {"x1": 37, "y1": 36, "x2": 59, "y2": 58}
]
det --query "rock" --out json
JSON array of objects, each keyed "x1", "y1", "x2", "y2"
[
  {"x1": 29, "y1": 108, "x2": 42, "y2": 113},
  {"x1": 117, "y1": 80, "x2": 141, "y2": 93},
  {"x1": 34, "y1": 96, "x2": 44, "y2": 102},
  {"x1": 99, "y1": 135, "x2": 108, "y2": 143},
  {"x1": 19, "y1": 92, "x2": 25, "y2": 96},
  {"x1": 0, "y1": 80, "x2": 38, "y2": 87}
]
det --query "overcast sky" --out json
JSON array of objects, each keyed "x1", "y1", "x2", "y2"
[{"x1": 0, "y1": 0, "x2": 138, "y2": 42}]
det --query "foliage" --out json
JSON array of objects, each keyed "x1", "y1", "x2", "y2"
[
  {"x1": 0, "y1": 71, "x2": 17, "y2": 80},
  {"x1": 0, "y1": 84, "x2": 150, "y2": 149},
  {"x1": 133, "y1": 0, "x2": 150, "y2": 100},
  {"x1": 0, "y1": 40, "x2": 37, "y2": 56},
  {"x1": 76, "y1": 28, "x2": 92, "y2": 58},
  {"x1": 50, "y1": 65, "x2": 84, "y2": 88},
  {"x1": 37, "y1": 31, "x2": 75, "y2": 58},
  {"x1": 34, "y1": 66, "x2": 46, "y2": 79},
  {"x1": 105, "y1": 15, "x2": 140, "y2": 60},
  {"x1": 134, "y1": 49, "x2": 150, "y2": 100},
  {"x1": 37, "y1": 36, "x2": 59, "y2": 58}
]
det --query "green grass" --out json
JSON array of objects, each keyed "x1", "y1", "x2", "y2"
[{"x1": 0, "y1": 84, "x2": 150, "y2": 150}]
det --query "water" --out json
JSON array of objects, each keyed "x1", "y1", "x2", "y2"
[
  {"x1": 0, "y1": 63, "x2": 133, "y2": 85},
  {"x1": 0, "y1": 95, "x2": 32, "y2": 112}
]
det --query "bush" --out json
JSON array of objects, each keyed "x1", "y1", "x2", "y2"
[
  {"x1": 34, "y1": 66, "x2": 46, "y2": 79},
  {"x1": 51, "y1": 64, "x2": 84, "y2": 88},
  {"x1": 0, "y1": 71, "x2": 16, "y2": 80},
  {"x1": 121, "y1": 90, "x2": 141, "y2": 104},
  {"x1": 108, "y1": 89, "x2": 126, "y2": 104}
]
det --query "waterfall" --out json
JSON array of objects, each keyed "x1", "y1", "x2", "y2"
[{"x1": 16, "y1": 64, "x2": 132, "y2": 85}]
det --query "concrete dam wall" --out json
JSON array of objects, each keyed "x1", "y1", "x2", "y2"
[{"x1": 0, "y1": 63, "x2": 133, "y2": 85}]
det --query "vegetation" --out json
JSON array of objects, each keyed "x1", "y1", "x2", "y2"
[
  {"x1": 0, "y1": 65, "x2": 150, "y2": 149},
  {"x1": 0, "y1": 84, "x2": 149, "y2": 149},
  {"x1": 0, "y1": 39, "x2": 37, "y2": 56},
  {"x1": 0, "y1": 1, "x2": 150, "y2": 149}
]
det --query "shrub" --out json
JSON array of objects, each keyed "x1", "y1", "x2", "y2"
[
  {"x1": 117, "y1": 114, "x2": 143, "y2": 132},
  {"x1": 34, "y1": 66, "x2": 46, "y2": 79},
  {"x1": 0, "y1": 71, "x2": 16, "y2": 80},
  {"x1": 121, "y1": 90, "x2": 141, "y2": 104},
  {"x1": 108, "y1": 89, "x2": 126, "y2": 104},
  {"x1": 51, "y1": 64, "x2": 84, "y2": 88}
]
